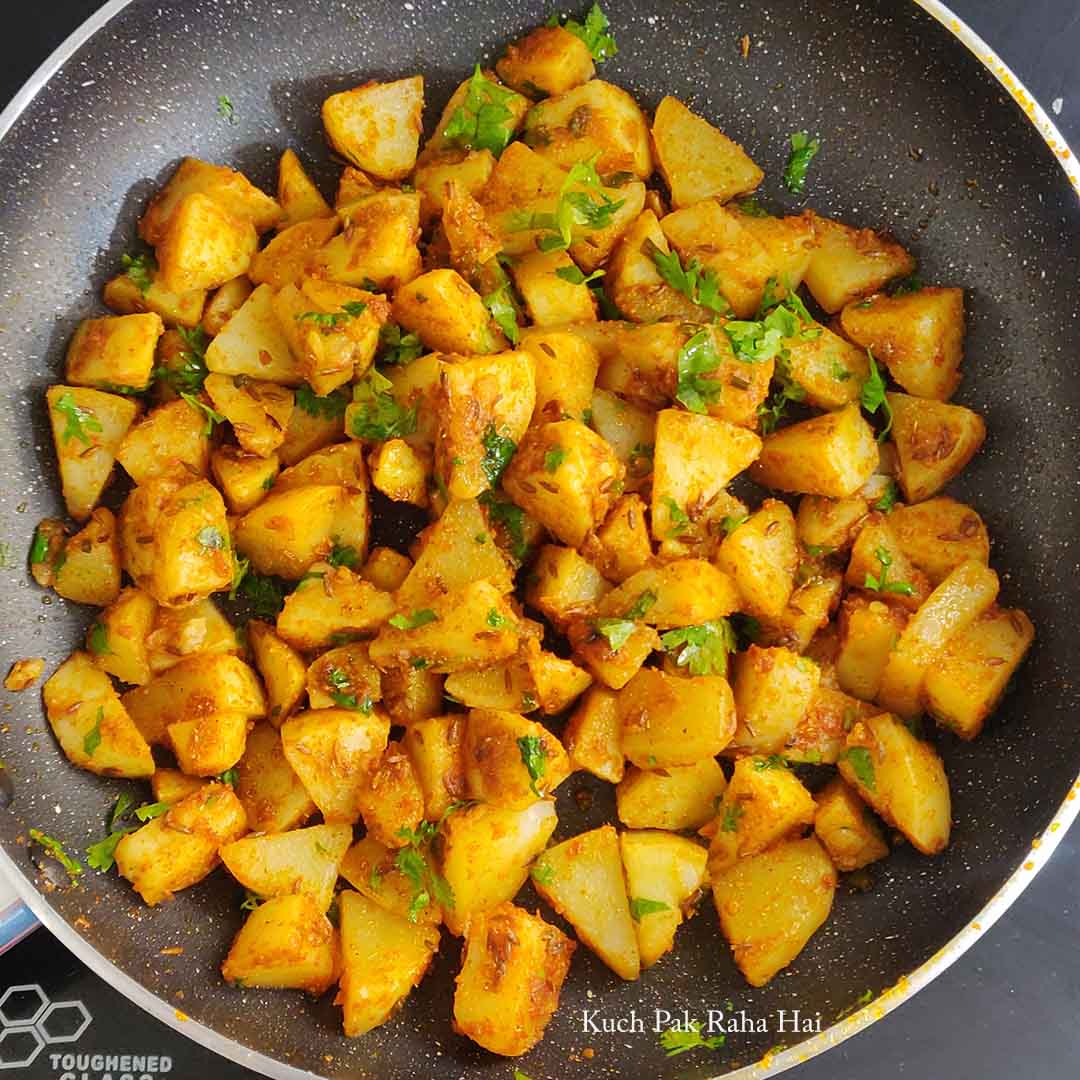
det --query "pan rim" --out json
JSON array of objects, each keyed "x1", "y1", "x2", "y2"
[{"x1": 0, "y1": 1, "x2": 1077, "y2": 1078}]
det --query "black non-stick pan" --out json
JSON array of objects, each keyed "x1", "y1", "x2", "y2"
[{"x1": 1, "y1": 1, "x2": 1078, "y2": 1077}]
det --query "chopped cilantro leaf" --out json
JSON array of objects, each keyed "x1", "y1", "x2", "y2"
[
  {"x1": 594, "y1": 617, "x2": 636, "y2": 652},
  {"x1": 350, "y1": 371, "x2": 417, "y2": 441},
  {"x1": 543, "y1": 447, "x2": 565, "y2": 473},
  {"x1": 783, "y1": 131, "x2": 821, "y2": 195},
  {"x1": 646, "y1": 241, "x2": 730, "y2": 316},
  {"x1": 53, "y1": 393, "x2": 103, "y2": 446},
  {"x1": 135, "y1": 802, "x2": 170, "y2": 822},
  {"x1": 874, "y1": 479, "x2": 899, "y2": 513},
  {"x1": 443, "y1": 65, "x2": 520, "y2": 157},
  {"x1": 379, "y1": 323, "x2": 424, "y2": 365},
  {"x1": 860, "y1": 350, "x2": 893, "y2": 441},
  {"x1": 83, "y1": 706, "x2": 103, "y2": 757},
  {"x1": 531, "y1": 861, "x2": 555, "y2": 886},
  {"x1": 661, "y1": 495, "x2": 692, "y2": 537},
  {"x1": 629, "y1": 897, "x2": 672, "y2": 921},
  {"x1": 328, "y1": 541, "x2": 358, "y2": 568},
  {"x1": 29, "y1": 829, "x2": 83, "y2": 884},
  {"x1": 516, "y1": 734, "x2": 548, "y2": 796},
  {"x1": 550, "y1": 2, "x2": 617, "y2": 62},
  {"x1": 389, "y1": 609, "x2": 438, "y2": 631},
  {"x1": 554, "y1": 265, "x2": 605, "y2": 286},
  {"x1": 481, "y1": 424, "x2": 516, "y2": 487},
  {"x1": 87, "y1": 621, "x2": 111, "y2": 656},
  {"x1": 217, "y1": 95, "x2": 236, "y2": 123},
  {"x1": 842, "y1": 746, "x2": 876, "y2": 791},
  {"x1": 659, "y1": 1020, "x2": 725, "y2": 1056},
  {"x1": 295, "y1": 383, "x2": 348, "y2": 420},
  {"x1": 660, "y1": 620, "x2": 736, "y2": 676},
  {"x1": 675, "y1": 328, "x2": 724, "y2": 413},
  {"x1": 863, "y1": 546, "x2": 915, "y2": 596},
  {"x1": 121, "y1": 252, "x2": 155, "y2": 295},
  {"x1": 180, "y1": 392, "x2": 224, "y2": 436}
]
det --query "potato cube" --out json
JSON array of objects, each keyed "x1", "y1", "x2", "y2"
[
  {"x1": 150, "y1": 768, "x2": 206, "y2": 805},
  {"x1": 66, "y1": 313, "x2": 162, "y2": 391},
  {"x1": 597, "y1": 560, "x2": 740, "y2": 629},
  {"x1": 148, "y1": 479, "x2": 232, "y2": 606},
  {"x1": 511, "y1": 252, "x2": 597, "y2": 329},
  {"x1": 277, "y1": 148, "x2": 334, "y2": 229},
  {"x1": 749, "y1": 403, "x2": 879, "y2": 498},
  {"x1": 796, "y1": 494, "x2": 869, "y2": 554},
  {"x1": 276, "y1": 564, "x2": 394, "y2": 650},
  {"x1": 144, "y1": 597, "x2": 239, "y2": 677},
  {"x1": 652, "y1": 96, "x2": 763, "y2": 208},
  {"x1": 394, "y1": 268, "x2": 501, "y2": 356},
  {"x1": 496, "y1": 25, "x2": 595, "y2": 96},
  {"x1": 222, "y1": 894, "x2": 339, "y2": 994},
  {"x1": 588, "y1": 389, "x2": 656, "y2": 494},
  {"x1": 835, "y1": 597, "x2": 907, "y2": 702},
  {"x1": 339, "y1": 837, "x2": 442, "y2": 927},
  {"x1": 167, "y1": 710, "x2": 249, "y2": 776},
  {"x1": 336, "y1": 891, "x2": 438, "y2": 1035},
  {"x1": 88, "y1": 587, "x2": 157, "y2": 685},
  {"x1": 359, "y1": 546, "x2": 413, "y2": 593},
  {"x1": 453, "y1": 902, "x2": 574, "y2": 1056},
  {"x1": 380, "y1": 665, "x2": 445, "y2": 726},
  {"x1": 757, "y1": 571, "x2": 843, "y2": 654},
  {"x1": 841, "y1": 287, "x2": 965, "y2": 401},
  {"x1": 401, "y1": 714, "x2": 467, "y2": 820},
  {"x1": 532, "y1": 825, "x2": 639, "y2": 979},
  {"x1": 888, "y1": 497, "x2": 988, "y2": 585},
  {"x1": 839, "y1": 712, "x2": 951, "y2": 855},
  {"x1": 714, "y1": 500, "x2": 797, "y2": 618},
  {"x1": 616, "y1": 758, "x2": 726, "y2": 831},
  {"x1": 736, "y1": 210, "x2": 819, "y2": 292},
  {"x1": 802, "y1": 215, "x2": 916, "y2": 313},
  {"x1": 355, "y1": 740, "x2": 425, "y2": 848},
  {"x1": 322, "y1": 76, "x2": 423, "y2": 181},
  {"x1": 156, "y1": 192, "x2": 259, "y2": 294},
  {"x1": 205, "y1": 283, "x2": 302, "y2": 384},
  {"x1": 414, "y1": 149, "x2": 497, "y2": 229},
  {"x1": 234, "y1": 486, "x2": 344, "y2": 580},
  {"x1": 210, "y1": 446, "x2": 278, "y2": 515},
  {"x1": 783, "y1": 320, "x2": 869, "y2": 410},
  {"x1": 712, "y1": 836, "x2": 836, "y2": 986},
  {"x1": 43, "y1": 651, "x2": 154, "y2": 777},
  {"x1": 47, "y1": 385, "x2": 138, "y2": 521},
  {"x1": 54, "y1": 508, "x2": 123, "y2": 607},
  {"x1": 204, "y1": 374, "x2": 294, "y2": 459},
  {"x1": 567, "y1": 616, "x2": 660, "y2": 690},
  {"x1": 783, "y1": 686, "x2": 875, "y2": 765},
  {"x1": 306, "y1": 641, "x2": 381, "y2": 712},
  {"x1": 523, "y1": 642, "x2": 593, "y2": 714},
  {"x1": 503, "y1": 419, "x2": 623, "y2": 548},
  {"x1": 117, "y1": 399, "x2": 209, "y2": 486},
  {"x1": 369, "y1": 438, "x2": 429, "y2": 506},
  {"x1": 924, "y1": 607, "x2": 1034, "y2": 739},
  {"x1": 201, "y1": 276, "x2": 253, "y2": 336},
  {"x1": 439, "y1": 800, "x2": 558, "y2": 935},
  {"x1": 103, "y1": 268, "x2": 206, "y2": 330},
  {"x1": 249, "y1": 216, "x2": 341, "y2": 291},
  {"x1": 729, "y1": 646, "x2": 821, "y2": 755},
  {"x1": 526, "y1": 544, "x2": 610, "y2": 627},
  {"x1": 619, "y1": 668, "x2": 736, "y2": 768},
  {"x1": 246, "y1": 620, "x2": 306, "y2": 726},
  {"x1": 235, "y1": 722, "x2": 316, "y2": 833},
  {"x1": 588, "y1": 494, "x2": 653, "y2": 583},
  {"x1": 814, "y1": 776, "x2": 889, "y2": 871},
  {"x1": 846, "y1": 517, "x2": 931, "y2": 612},
  {"x1": 563, "y1": 686, "x2": 623, "y2": 783}
]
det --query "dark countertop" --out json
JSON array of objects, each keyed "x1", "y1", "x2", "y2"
[{"x1": 0, "y1": 3, "x2": 1077, "y2": 1079}]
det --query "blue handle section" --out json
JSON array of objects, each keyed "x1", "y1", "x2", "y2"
[{"x1": 0, "y1": 900, "x2": 38, "y2": 954}]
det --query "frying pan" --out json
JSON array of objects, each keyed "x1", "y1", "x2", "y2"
[{"x1": 1, "y1": 1, "x2": 1078, "y2": 1077}]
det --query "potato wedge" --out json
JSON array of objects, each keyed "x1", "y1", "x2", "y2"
[
  {"x1": 616, "y1": 758, "x2": 726, "y2": 832},
  {"x1": 322, "y1": 77, "x2": 424, "y2": 181},
  {"x1": 235, "y1": 722, "x2": 316, "y2": 833},
  {"x1": 813, "y1": 776, "x2": 889, "y2": 872}
]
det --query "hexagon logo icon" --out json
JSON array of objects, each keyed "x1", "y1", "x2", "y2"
[
  {"x1": 37, "y1": 1000, "x2": 91, "y2": 1044},
  {"x1": 0, "y1": 983, "x2": 91, "y2": 1069},
  {"x1": 0, "y1": 985, "x2": 47, "y2": 1028},
  {"x1": 0, "y1": 1025, "x2": 44, "y2": 1070}
]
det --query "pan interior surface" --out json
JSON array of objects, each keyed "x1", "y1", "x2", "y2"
[{"x1": 0, "y1": 1, "x2": 1078, "y2": 1078}]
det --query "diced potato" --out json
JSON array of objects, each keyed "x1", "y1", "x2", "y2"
[
  {"x1": 839, "y1": 712, "x2": 951, "y2": 855},
  {"x1": 246, "y1": 620, "x2": 306, "y2": 725},
  {"x1": 802, "y1": 215, "x2": 916, "y2": 313},
  {"x1": 757, "y1": 571, "x2": 843, "y2": 654},
  {"x1": 235, "y1": 722, "x2": 315, "y2": 833},
  {"x1": 368, "y1": 439, "x2": 429, "y2": 506},
  {"x1": 924, "y1": 606, "x2": 1034, "y2": 739},
  {"x1": 280, "y1": 707, "x2": 391, "y2": 824},
  {"x1": 651, "y1": 410, "x2": 762, "y2": 553},
  {"x1": 359, "y1": 547, "x2": 413, "y2": 593},
  {"x1": 222, "y1": 893, "x2": 339, "y2": 994},
  {"x1": 103, "y1": 268, "x2": 205, "y2": 330},
  {"x1": 147, "y1": 478, "x2": 232, "y2": 606},
  {"x1": 463, "y1": 708, "x2": 571, "y2": 808},
  {"x1": 392, "y1": 268, "x2": 499, "y2": 355},
  {"x1": 371, "y1": 580, "x2": 519, "y2": 674},
  {"x1": 249, "y1": 217, "x2": 341, "y2": 291},
  {"x1": 846, "y1": 518, "x2": 931, "y2": 612},
  {"x1": 167, "y1": 709, "x2": 249, "y2": 777},
  {"x1": 651, "y1": 96, "x2": 762, "y2": 208},
  {"x1": 796, "y1": 494, "x2": 869, "y2": 555},
  {"x1": 117, "y1": 399, "x2": 209, "y2": 486},
  {"x1": 278, "y1": 402, "x2": 343, "y2": 467},
  {"x1": 597, "y1": 560, "x2": 740, "y2": 628},
  {"x1": 617, "y1": 758, "x2": 726, "y2": 831},
  {"x1": 156, "y1": 192, "x2": 259, "y2": 294},
  {"x1": 814, "y1": 776, "x2": 889, "y2": 872},
  {"x1": 234, "y1": 485, "x2": 343, "y2": 579},
  {"x1": 569, "y1": 179, "x2": 648, "y2": 274},
  {"x1": 619, "y1": 668, "x2": 736, "y2": 768},
  {"x1": 888, "y1": 392, "x2": 986, "y2": 504},
  {"x1": 335, "y1": 166, "x2": 376, "y2": 209},
  {"x1": 716, "y1": 500, "x2": 798, "y2": 619},
  {"x1": 47, "y1": 385, "x2": 139, "y2": 521},
  {"x1": 783, "y1": 686, "x2": 875, "y2": 765},
  {"x1": 749, "y1": 403, "x2": 879, "y2": 498},
  {"x1": 712, "y1": 836, "x2": 836, "y2": 986},
  {"x1": 729, "y1": 646, "x2": 821, "y2": 754},
  {"x1": 201, "y1": 276, "x2": 254, "y2": 337},
  {"x1": 336, "y1": 891, "x2": 438, "y2": 1035},
  {"x1": 877, "y1": 559, "x2": 999, "y2": 718},
  {"x1": 523, "y1": 642, "x2": 593, "y2": 714},
  {"x1": 589, "y1": 494, "x2": 653, "y2": 583},
  {"x1": 888, "y1": 497, "x2": 988, "y2": 585},
  {"x1": 496, "y1": 24, "x2": 595, "y2": 96},
  {"x1": 401, "y1": 714, "x2": 467, "y2": 820},
  {"x1": 66, "y1": 313, "x2": 162, "y2": 391},
  {"x1": 221, "y1": 823, "x2": 350, "y2": 912},
  {"x1": 511, "y1": 252, "x2": 596, "y2": 329},
  {"x1": 503, "y1": 419, "x2": 623, "y2": 547},
  {"x1": 322, "y1": 76, "x2": 424, "y2": 181},
  {"x1": 783, "y1": 320, "x2": 869, "y2": 410},
  {"x1": 210, "y1": 446, "x2": 278, "y2": 515},
  {"x1": 115, "y1": 783, "x2": 247, "y2": 905},
  {"x1": 139, "y1": 157, "x2": 281, "y2": 245},
  {"x1": 840, "y1": 287, "x2": 965, "y2": 401},
  {"x1": 117, "y1": 479, "x2": 182, "y2": 588},
  {"x1": 277, "y1": 148, "x2": 334, "y2": 229},
  {"x1": 563, "y1": 686, "x2": 623, "y2": 783},
  {"x1": 588, "y1": 389, "x2": 656, "y2": 494},
  {"x1": 453, "y1": 902, "x2": 574, "y2": 1056},
  {"x1": 312, "y1": 190, "x2": 423, "y2": 290},
  {"x1": 205, "y1": 283, "x2": 302, "y2": 384},
  {"x1": 620, "y1": 830, "x2": 708, "y2": 968},
  {"x1": 53, "y1": 508, "x2": 123, "y2": 606},
  {"x1": 520, "y1": 328, "x2": 601, "y2": 427},
  {"x1": 835, "y1": 596, "x2": 907, "y2": 702},
  {"x1": 276, "y1": 563, "x2": 394, "y2": 651},
  {"x1": 339, "y1": 836, "x2": 443, "y2": 927},
  {"x1": 306, "y1": 641, "x2": 381, "y2": 712},
  {"x1": 736, "y1": 210, "x2": 819, "y2": 293},
  {"x1": 567, "y1": 617, "x2": 661, "y2": 690},
  {"x1": 414, "y1": 149, "x2": 497, "y2": 229},
  {"x1": 204, "y1": 374, "x2": 294, "y2": 459},
  {"x1": 356, "y1": 740, "x2": 425, "y2": 848},
  {"x1": 151, "y1": 768, "x2": 206, "y2": 805},
  {"x1": 43, "y1": 651, "x2": 154, "y2": 777},
  {"x1": 525, "y1": 544, "x2": 610, "y2": 627},
  {"x1": 380, "y1": 665, "x2": 445, "y2": 726},
  {"x1": 439, "y1": 800, "x2": 558, "y2": 935},
  {"x1": 524, "y1": 79, "x2": 652, "y2": 178},
  {"x1": 88, "y1": 587, "x2": 157, "y2": 685},
  {"x1": 144, "y1": 598, "x2": 239, "y2": 675}
]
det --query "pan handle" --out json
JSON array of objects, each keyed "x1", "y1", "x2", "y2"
[{"x1": 0, "y1": 873, "x2": 38, "y2": 955}]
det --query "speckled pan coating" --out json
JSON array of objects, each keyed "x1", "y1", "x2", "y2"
[{"x1": 0, "y1": 1, "x2": 1078, "y2": 1078}]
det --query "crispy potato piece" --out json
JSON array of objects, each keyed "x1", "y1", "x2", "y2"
[
  {"x1": 783, "y1": 320, "x2": 869, "y2": 409},
  {"x1": 589, "y1": 493, "x2": 653, "y2": 582},
  {"x1": 103, "y1": 269, "x2": 206, "y2": 330},
  {"x1": 620, "y1": 830, "x2": 708, "y2": 969},
  {"x1": 840, "y1": 712, "x2": 951, "y2": 854},
  {"x1": 463, "y1": 708, "x2": 571, "y2": 808},
  {"x1": 924, "y1": 606, "x2": 1034, "y2": 739},
  {"x1": 569, "y1": 179, "x2": 647, "y2": 273},
  {"x1": 66, "y1": 313, "x2": 162, "y2": 391},
  {"x1": 445, "y1": 656, "x2": 535, "y2": 712},
  {"x1": 249, "y1": 217, "x2": 341, "y2": 291},
  {"x1": 210, "y1": 446, "x2": 279, "y2": 515},
  {"x1": 888, "y1": 497, "x2": 988, "y2": 585},
  {"x1": 401, "y1": 714, "x2": 467, "y2": 821},
  {"x1": 712, "y1": 836, "x2": 836, "y2": 987},
  {"x1": 567, "y1": 616, "x2": 660, "y2": 690},
  {"x1": 221, "y1": 824, "x2": 351, "y2": 912},
  {"x1": 368, "y1": 439, "x2": 430, "y2": 506},
  {"x1": 235, "y1": 722, "x2": 316, "y2": 833},
  {"x1": 150, "y1": 767, "x2": 206, "y2": 805},
  {"x1": 503, "y1": 419, "x2": 623, "y2": 548},
  {"x1": 841, "y1": 287, "x2": 965, "y2": 401},
  {"x1": 716, "y1": 500, "x2": 798, "y2": 619},
  {"x1": 802, "y1": 215, "x2": 916, "y2": 313},
  {"x1": 496, "y1": 25, "x2": 595, "y2": 96},
  {"x1": 525, "y1": 544, "x2": 610, "y2": 628},
  {"x1": 749, "y1": 403, "x2": 879, "y2": 498},
  {"x1": 519, "y1": 327, "x2": 599, "y2": 426},
  {"x1": 277, "y1": 148, "x2": 334, "y2": 229},
  {"x1": 117, "y1": 478, "x2": 182, "y2": 588},
  {"x1": 532, "y1": 825, "x2": 639, "y2": 980},
  {"x1": 393, "y1": 268, "x2": 500, "y2": 355},
  {"x1": 355, "y1": 740, "x2": 425, "y2": 848},
  {"x1": 339, "y1": 836, "x2": 442, "y2": 926},
  {"x1": 588, "y1": 388, "x2": 656, "y2": 493},
  {"x1": 117, "y1": 399, "x2": 209, "y2": 485},
  {"x1": 796, "y1": 494, "x2": 869, "y2": 554},
  {"x1": 322, "y1": 76, "x2": 423, "y2": 180},
  {"x1": 888, "y1": 392, "x2": 986, "y2": 503},
  {"x1": 335, "y1": 166, "x2": 376, "y2": 209},
  {"x1": 234, "y1": 485, "x2": 345, "y2": 580},
  {"x1": 619, "y1": 668, "x2": 736, "y2": 768},
  {"x1": 201, "y1": 276, "x2": 253, "y2": 337},
  {"x1": 597, "y1": 560, "x2": 740, "y2": 628},
  {"x1": 846, "y1": 516, "x2": 931, "y2": 612},
  {"x1": 306, "y1": 641, "x2": 381, "y2": 712},
  {"x1": 278, "y1": 402, "x2": 344, "y2": 466},
  {"x1": 156, "y1": 192, "x2": 259, "y2": 294},
  {"x1": 115, "y1": 783, "x2": 247, "y2": 905},
  {"x1": 736, "y1": 210, "x2": 819, "y2": 291},
  {"x1": 523, "y1": 641, "x2": 593, "y2": 715},
  {"x1": 205, "y1": 283, "x2": 302, "y2": 384},
  {"x1": 453, "y1": 902, "x2": 574, "y2": 1056},
  {"x1": 248, "y1": 620, "x2": 307, "y2": 725},
  {"x1": 276, "y1": 563, "x2": 394, "y2": 651},
  {"x1": 414, "y1": 150, "x2": 497, "y2": 230},
  {"x1": 729, "y1": 646, "x2": 821, "y2": 755},
  {"x1": 511, "y1": 251, "x2": 596, "y2": 328},
  {"x1": 652, "y1": 96, "x2": 763, "y2": 208},
  {"x1": 87, "y1": 587, "x2": 157, "y2": 685},
  {"x1": 757, "y1": 571, "x2": 843, "y2": 654},
  {"x1": 167, "y1": 709, "x2": 249, "y2": 777},
  {"x1": 47, "y1": 385, "x2": 139, "y2": 521},
  {"x1": 783, "y1": 686, "x2": 876, "y2": 765},
  {"x1": 280, "y1": 707, "x2": 391, "y2": 824},
  {"x1": 148, "y1": 479, "x2": 232, "y2": 606},
  {"x1": 877, "y1": 559, "x2": 999, "y2": 718},
  {"x1": 835, "y1": 596, "x2": 907, "y2": 702},
  {"x1": 43, "y1": 651, "x2": 154, "y2": 777},
  {"x1": 616, "y1": 758, "x2": 726, "y2": 832},
  {"x1": 359, "y1": 547, "x2": 413, "y2": 593},
  {"x1": 563, "y1": 685, "x2": 623, "y2": 783},
  {"x1": 814, "y1": 776, "x2": 889, "y2": 872},
  {"x1": 54, "y1": 508, "x2": 123, "y2": 606},
  {"x1": 144, "y1": 598, "x2": 239, "y2": 675},
  {"x1": 222, "y1": 893, "x2": 339, "y2": 994},
  {"x1": 439, "y1": 800, "x2": 558, "y2": 935},
  {"x1": 380, "y1": 665, "x2": 445, "y2": 726}
]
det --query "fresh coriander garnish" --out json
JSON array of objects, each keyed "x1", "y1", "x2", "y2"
[
  {"x1": 623, "y1": 590, "x2": 657, "y2": 620},
  {"x1": 328, "y1": 541, "x2": 358, "y2": 568},
  {"x1": 196, "y1": 526, "x2": 226, "y2": 553},
  {"x1": 83, "y1": 706, "x2": 104, "y2": 757},
  {"x1": 863, "y1": 546, "x2": 915, "y2": 596},
  {"x1": 395, "y1": 822, "x2": 455, "y2": 922},
  {"x1": 479, "y1": 491, "x2": 529, "y2": 562},
  {"x1": 659, "y1": 1020, "x2": 725, "y2": 1057},
  {"x1": 554, "y1": 265, "x2": 605, "y2": 286},
  {"x1": 53, "y1": 393, "x2": 103, "y2": 446},
  {"x1": 735, "y1": 196, "x2": 770, "y2": 217},
  {"x1": 349, "y1": 369, "x2": 417, "y2": 441},
  {"x1": 758, "y1": 355, "x2": 807, "y2": 435},
  {"x1": 516, "y1": 734, "x2": 548, "y2": 797},
  {"x1": 660, "y1": 620, "x2": 736, "y2": 676},
  {"x1": 629, "y1": 897, "x2": 672, "y2": 921},
  {"x1": 217, "y1": 94, "x2": 237, "y2": 124},
  {"x1": 531, "y1": 861, "x2": 555, "y2": 886},
  {"x1": 841, "y1": 746, "x2": 876, "y2": 791},
  {"x1": 326, "y1": 666, "x2": 359, "y2": 709},
  {"x1": 753, "y1": 754, "x2": 789, "y2": 771},
  {"x1": 627, "y1": 442, "x2": 653, "y2": 475},
  {"x1": 155, "y1": 326, "x2": 209, "y2": 393},
  {"x1": 482, "y1": 266, "x2": 521, "y2": 344},
  {"x1": 180, "y1": 392, "x2": 224, "y2": 436},
  {"x1": 240, "y1": 891, "x2": 263, "y2": 912},
  {"x1": 675, "y1": 328, "x2": 724, "y2": 413},
  {"x1": 29, "y1": 829, "x2": 83, "y2": 885},
  {"x1": 874, "y1": 479, "x2": 899, "y2": 513},
  {"x1": 887, "y1": 273, "x2": 923, "y2": 296},
  {"x1": 548, "y1": 2, "x2": 617, "y2": 62},
  {"x1": 645, "y1": 241, "x2": 730, "y2": 316},
  {"x1": 783, "y1": 131, "x2": 821, "y2": 195},
  {"x1": 378, "y1": 324, "x2": 424, "y2": 365},
  {"x1": 389, "y1": 609, "x2": 439, "y2": 631},
  {"x1": 480, "y1": 424, "x2": 516, "y2": 487},
  {"x1": 295, "y1": 383, "x2": 349, "y2": 420},
  {"x1": 486, "y1": 608, "x2": 509, "y2": 629},
  {"x1": 443, "y1": 65, "x2": 519, "y2": 157},
  {"x1": 661, "y1": 495, "x2": 692, "y2": 538},
  {"x1": 720, "y1": 803, "x2": 744, "y2": 833},
  {"x1": 594, "y1": 617, "x2": 636, "y2": 652},
  {"x1": 295, "y1": 302, "x2": 367, "y2": 330},
  {"x1": 216, "y1": 768, "x2": 239, "y2": 787},
  {"x1": 860, "y1": 350, "x2": 893, "y2": 441},
  {"x1": 721, "y1": 514, "x2": 748, "y2": 535},
  {"x1": 135, "y1": 802, "x2": 170, "y2": 822},
  {"x1": 87, "y1": 621, "x2": 111, "y2": 656},
  {"x1": 543, "y1": 447, "x2": 565, "y2": 473},
  {"x1": 236, "y1": 570, "x2": 286, "y2": 620},
  {"x1": 121, "y1": 252, "x2": 155, "y2": 295},
  {"x1": 29, "y1": 526, "x2": 51, "y2": 565}
]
